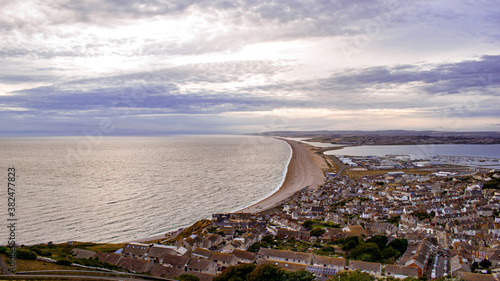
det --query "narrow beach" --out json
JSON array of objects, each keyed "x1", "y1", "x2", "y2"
[{"x1": 236, "y1": 138, "x2": 328, "y2": 213}]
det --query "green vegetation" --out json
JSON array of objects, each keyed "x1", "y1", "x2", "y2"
[
  {"x1": 5, "y1": 248, "x2": 37, "y2": 260},
  {"x1": 412, "y1": 211, "x2": 434, "y2": 221},
  {"x1": 56, "y1": 259, "x2": 73, "y2": 266},
  {"x1": 248, "y1": 235, "x2": 312, "y2": 253},
  {"x1": 314, "y1": 245, "x2": 336, "y2": 256},
  {"x1": 483, "y1": 177, "x2": 500, "y2": 189},
  {"x1": 214, "y1": 264, "x2": 314, "y2": 281},
  {"x1": 331, "y1": 270, "x2": 375, "y2": 281},
  {"x1": 303, "y1": 220, "x2": 314, "y2": 230},
  {"x1": 174, "y1": 219, "x2": 212, "y2": 241},
  {"x1": 1, "y1": 254, "x2": 83, "y2": 272},
  {"x1": 4, "y1": 242, "x2": 127, "y2": 272},
  {"x1": 349, "y1": 235, "x2": 407, "y2": 263},
  {"x1": 387, "y1": 215, "x2": 401, "y2": 225},
  {"x1": 323, "y1": 221, "x2": 341, "y2": 228},
  {"x1": 74, "y1": 257, "x2": 122, "y2": 271},
  {"x1": 310, "y1": 227, "x2": 326, "y2": 237},
  {"x1": 178, "y1": 274, "x2": 200, "y2": 281},
  {"x1": 479, "y1": 258, "x2": 492, "y2": 269},
  {"x1": 213, "y1": 263, "x2": 256, "y2": 281},
  {"x1": 329, "y1": 235, "x2": 407, "y2": 263},
  {"x1": 23, "y1": 241, "x2": 123, "y2": 260}
]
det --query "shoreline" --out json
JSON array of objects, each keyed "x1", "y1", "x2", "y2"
[
  {"x1": 235, "y1": 138, "x2": 328, "y2": 214},
  {"x1": 228, "y1": 137, "x2": 293, "y2": 213},
  {"x1": 123, "y1": 137, "x2": 328, "y2": 243},
  {"x1": 126, "y1": 138, "x2": 329, "y2": 244}
]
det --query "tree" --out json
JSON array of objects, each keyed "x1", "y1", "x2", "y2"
[
  {"x1": 388, "y1": 238, "x2": 408, "y2": 255},
  {"x1": 285, "y1": 270, "x2": 315, "y2": 281},
  {"x1": 310, "y1": 227, "x2": 326, "y2": 237},
  {"x1": 247, "y1": 264, "x2": 285, "y2": 281},
  {"x1": 56, "y1": 259, "x2": 72, "y2": 266},
  {"x1": 321, "y1": 245, "x2": 336, "y2": 254},
  {"x1": 178, "y1": 274, "x2": 200, "y2": 281},
  {"x1": 16, "y1": 249, "x2": 37, "y2": 260},
  {"x1": 387, "y1": 215, "x2": 401, "y2": 225},
  {"x1": 330, "y1": 270, "x2": 375, "y2": 281},
  {"x1": 262, "y1": 235, "x2": 274, "y2": 244},
  {"x1": 381, "y1": 246, "x2": 398, "y2": 259},
  {"x1": 366, "y1": 235, "x2": 388, "y2": 250},
  {"x1": 213, "y1": 263, "x2": 256, "y2": 281},
  {"x1": 177, "y1": 274, "x2": 199, "y2": 281},
  {"x1": 479, "y1": 258, "x2": 492, "y2": 269},
  {"x1": 342, "y1": 240, "x2": 357, "y2": 255},
  {"x1": 350, "y1": 242, "x2": 381, "y2": 262},
  {"x1": 303, "y1": 220, "x2": 314, "y2": 230},
  {"x1": 471, "y1": 261, "x2": 479, "y2": 271}
]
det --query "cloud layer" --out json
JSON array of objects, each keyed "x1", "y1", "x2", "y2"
[{"x1": 0, "y1": 0, "x2": 499, "y2": 135}]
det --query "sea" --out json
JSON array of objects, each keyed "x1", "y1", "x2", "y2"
[
  {"x1": 0, "y1": 135, "x2": 291, "y2": 245},
  {"x1": 323, "y1": 144, "x2": 500, "y2": 159}
]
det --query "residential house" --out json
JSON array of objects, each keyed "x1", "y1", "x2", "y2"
[
  {"x1": 95, "y1": 252, "x2": 122, "y2": 265},
  {"x1": 458, "y1": 272, "x2": 495, "y2": 281},
  {"x1": 212, "y1": 253, "x2": 238, "y2": 272},
  {"x1": 450, "y1": 254, "x2": 471, "y2": 277},
  {"x1": 150, "y1": 264, "x2": 184, "y2": 279},
  {"x1": 186, "y1": 258, "x2": 217, "y2": 275},
  {"x1": 348, "y1": 260, "x2": 382, "y2": 277},
  {"x1": 116, "y1": 256, "x2": 155, "y2": 273},
  {"x1": 232, "y1": 249, "x2": 256, "y2": 264},
  {"x1": 312, "y1": 256, "x2": 346, "y2": 271},
  {"x1": 221, "y1": 239, "x2": 245, "y2": 253},
  {"x1": 385, "y1": 264, "x2": 419, "y2": 279},
  {"x1": 277, "y1": 228, "x2": 311, "y2": 241},
  {"x1": 145, "y1": 244, "x2": 177, "y2": 263},
  {"x1": 203, "y1": 234, "x2": 223, "y2": 249},
  {"x1": 398, "y1": 239, "x2": 434, "y2": 277},
  {"x1": 257, "y1": 248, "x2": 313, "y2": 266},
  {"x1": 182, "y1": 235, "x2": 203, "y2": 250},
  {"x1": 161, "y1": 254, "x2": 190, "y2": 271},
  {"x1": 192, "y1": 248, "x2": 213, "y2": 260},
  {"x1": 71, "y1": 248, "x2": 97, "y2": 259},
  {"x1": 342, "y1": 225, "x2": 370, "y2": 237},
  {"x1": 122, "y1": 243, "x2": 150, "y2": 259}
]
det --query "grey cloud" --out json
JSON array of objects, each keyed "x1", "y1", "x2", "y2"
[
  {"x1": 0, "y1": 60, "x2": 302, "y2": 114},
  {"x1": 0, "y1": 0, "x2": 404, "y2": 59}
]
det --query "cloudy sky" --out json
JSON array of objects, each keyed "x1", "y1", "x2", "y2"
[{"x1": 0, "y1": 0, "x2": 499, "y2": 136}]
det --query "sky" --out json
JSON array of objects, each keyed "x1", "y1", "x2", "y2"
[{"x1": 0, "y1": 0, "x2": 499, "y2": 136}]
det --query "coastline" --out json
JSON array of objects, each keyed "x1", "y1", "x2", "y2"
[
  {"x1": 126, "y1": 138, "x2": 329, "y2": 244},
  {"x1": 235, "y1": 138, "x2": 328, "y2": 213}
]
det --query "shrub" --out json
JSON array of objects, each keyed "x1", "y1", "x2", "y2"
[
  {"x1": 16, "y1": 249, "x2": 37, "y2": 260},
  {"x1": 56, "y1": 259, "x2": 72, "y2": 266}
]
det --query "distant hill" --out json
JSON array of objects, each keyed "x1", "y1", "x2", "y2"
[
  {"x1": 255, "y1": 130, "x2": 500, "y2": 145},
  {"x1": 257, "y1": 130, "x2": 500, "y2": 138}
]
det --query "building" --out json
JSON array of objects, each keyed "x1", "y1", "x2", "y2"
[
  {"x1": 257, "y1": 248, "x2": 313, "y2": 266},
  {"x1": 348, "y1": 260, "x2": 382, "y2": 277},
  {"x1": 385, "y1": 264, "x2": 419, "y2": 279}
]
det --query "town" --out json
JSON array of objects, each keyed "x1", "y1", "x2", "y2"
[{"x1": 2, "y1": 146, "x2": 499, "y2": 281}]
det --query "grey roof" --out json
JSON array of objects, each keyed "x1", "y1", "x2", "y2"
[
  {"x1": 232, "y1": 249, "x2": 256, "y2": 261},
  {"x1": 312, "y1": 256, "x2": 346, "y2": 267},
  {"x1": 385, "y1": 264, "x2": 419, "y2": 277},
  {"x1": 349, "y1": 260, "x2": 382, "y2": 272},
  {"x1": 258, "y1": 248, "x2": 313, "y2": 262},
  {"x1": 187, "y1": 258, "x2": 213, "y2": 271}
]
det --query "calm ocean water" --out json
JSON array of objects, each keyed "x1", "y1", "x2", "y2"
[
  {"x1": 324, "y1": 144, "x2": 500, "y2": 159},
  {"x1": 0, "y1": 135, "x2": 291, "y2": 245}
]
